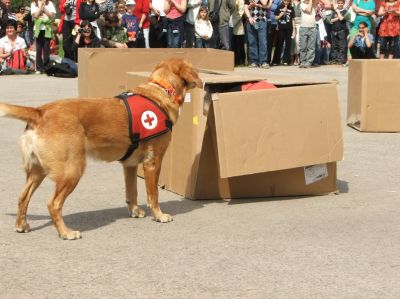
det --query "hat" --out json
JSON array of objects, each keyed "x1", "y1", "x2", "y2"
[{"x1": 125, "y1": 0, "x2": 136, "y2": 5}]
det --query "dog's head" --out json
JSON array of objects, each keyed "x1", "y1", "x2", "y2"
[{"x1": 150, "y1": 58, "x2": 203, "y2": 105}]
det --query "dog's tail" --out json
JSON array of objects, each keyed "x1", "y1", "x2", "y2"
[{"x1": 0, "y1": 103, "x2": 40, "y2": 125}]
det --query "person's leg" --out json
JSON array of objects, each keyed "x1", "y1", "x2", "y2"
[
  {"x1": 246, "y1": 22, "x2": 258, "y2": 65},
  {"x1": 35, "y1": 31, "x2": 44, "y2": 72},
  {"x1": 210, "y1": 21, "x2": 219, "y2": 48},
  {"x1": 283, "y1": 28, "x2": 292, "y2": 64},
  {"x1": 62, "y1": 20, "x2": 75, "y2": 61},
  {"x1": 219, "y1": 25, "x2": 230, "y2": 50},
  {"x1": 338, "y1": 30, "x2": 347, "y2": 64},
  {"x1": 307, "y1": 27, "x2": 317, "y2": 66},
  {"x1": 272, "y1": 25, "x2": 282, "y2": 65},
  {"x1": 42, "y1": 37, "x2": 51, "y2": 69},
  {"x1": 237, "y1": 34, "x2": 246, "y2": 65},
  {"x1": 143, "y1": 28, "x2": 150, "y2": 48},
  {"x1": 299, "y1": 27, "x2": 307, "y2": 66},
  {"x1": 194, "y1": 37, "x2": 203, "y2": 48},
  {"x1": 330, "y1": 31, "x2": 339, "y2": 63},
  {"x1": 313, "y1": 25, "x2": 321, "y2": 65},
  {"x1": 257, "y1": 21, "x2": 267, "y2": 65},
  {"x1": 184, "y1": 22, "x2": 194, "y2": 48}
]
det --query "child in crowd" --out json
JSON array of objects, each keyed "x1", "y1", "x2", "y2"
[
  {"x1": 117, "y1": 0, "x2": 126, "y2": 19},
  {"x1": 194, "y1": 5, "x2": 213, "y2": 47},
  {"x1": 121, "y1": 0, "x2": 140, "y2": 47},
  {"x1": 275, "y1": 0, "x2": 295, "y2": 65},
  {"x1": 291, "y1": 0, "x2": 302, "y2": 65},
  {"x1": 377, "y1": 0, "x2": 400, "y2": 59},
  {"x1": 330, "y1": 0, "x2": 347, "y2": 64},
  {"x1": 102, "y1": 11, "x2": 128, "y2": 47}
]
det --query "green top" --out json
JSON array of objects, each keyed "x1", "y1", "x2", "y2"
[{"x1": 34, "y1": 19, "x2": 54, "y2": 39}]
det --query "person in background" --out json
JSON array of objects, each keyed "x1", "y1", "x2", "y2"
[
  {"x1": 275, "y1": 0, "x2": 295, "y2": 65},
  {"x1": 218, "y1": 0, "x2": 236, "y2": 50},
  {"x1": 165, "y1": 0, "x2": 187, "y2": 47},
  {"x1": 330, "y1": 0, "x2": 348, "y2": 64},
  {"x1": 58, "y1": 0, "x2": 83, "y2": 62},
  {"x1": 122, "y1": 0, "x2": 140, "y2": 47},
  {"x1": 291, "y1": 0, "x2": 301, "y2": 65},
  {"x1": 96, "y1": 0, "x2": 115, "y2": 15},
  {"x1": 15, "y1": 6, "x2": 27, "y2": 22},
  {"x1": 134, "y1": 0, "x2": 150, "y2": 47},
  {"x1": 149, "y1": 0, "x2": 168, "y2": 47},
  {"x1": 101, "y1": 11, "x2": 128, "y2": 47},
  {"x1": 377, "y1": 0, "x2": 399, "y2": 59},
  {"x1": 31, "y1": 0, "x2": 56, "y2": 73},
  {"x1": 79, "y1": 0, "x2": 101, "y2": 37},
  {"x1": 185, "y1": 0, "x2": 202, "y2": 47},
  {"x1": 71, "y1": 19, "x2": 102, "y2": 57},
  {"x1": 267, "y1": 0, "x2": 281, "y2": 66},
  {"x1": 298, "y1": 0, "x2": 317, "y2": 68},
  {"x1": 0, "y1": 19, "x2": 27, "y2": 71},
  {"x1": 116, "y1": 0, "x2": 126, "y2": 18},
  {"x1": 194, "y1": 4, "x2": 213, "y2": 47},
  {"x1": 231, "y1": 0, "x2": 245, "y2": 65},
  {"x1": 245, "y1": 0, "x2": 272, "y2": 68},
  {"x1": 348, "y1": 20, "x2": 375, "y2": 58},
  {"x1": 23, "y1": 7, "x2": 34, "y2": 46},
  {"x1": 1, "y1": 0, "x2": 9, "y2": 37}
]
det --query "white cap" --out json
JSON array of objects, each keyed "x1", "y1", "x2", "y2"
[{"x1": 125, "y1": 0, "x2": 136, "y2": 5}]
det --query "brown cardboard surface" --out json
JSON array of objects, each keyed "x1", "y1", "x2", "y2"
[
  {"x1": 213, "y1": 83, "x2": 343, "y2": 178},
  {"x1": 78, "y1": 48, "x2": 234, "y2": 98},
  {"x1": 347, "y1": 59, "x2": 400, "y2": 132},
  {"x1": 127, "y1": 71, "x2": 342, "y2": 200}
]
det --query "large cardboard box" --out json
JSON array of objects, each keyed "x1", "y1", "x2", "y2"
[
  {"x1": 127, "y1": 71, "x2": 344, "y2": 200},
  {"x1": 78, "y1": 48, "x2": 234, "y2": 98},
  {"x1": 347, "y1": 59, "x2": 400, "y2": 132}
]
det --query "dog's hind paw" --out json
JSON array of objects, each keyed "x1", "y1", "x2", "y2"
[
  {"x1": 60, "y1": 230, "x2": 82, "y2": 240},
  {"x1": 14, "y1": 223, "x2": 31, "y2": 233},
  {"x1": 129, "y1": 206, "x2": 146, "y2": 218},
  {"x1": 154, "y1": 213, "x2": 173, "y2": 223}
]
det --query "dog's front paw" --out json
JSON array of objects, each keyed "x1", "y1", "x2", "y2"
[
  {"x1": 14, "y1": 223, "x2": 31, "y2": 233},
  {"x1": 154, "y1": 213, "x2": 173, "y2": 223},
  {"x1": 60, "y1": 230, "x2": 82, "y2": 240},
  {"x1": 129, "y1": 206, "x2": 146, "y2": 218}
]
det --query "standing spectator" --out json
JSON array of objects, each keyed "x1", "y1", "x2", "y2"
[
  {"x1": 58, "y1": 0, "x2": 83, "y2": 62},
  {"x1": 79, "y1": 0, "x2": 101, "y2": 38},
  {"x1": 185, "y1": 0, "x2": 202, "y2": 47},
  {"x1": 330, "y1": 0, "x2": 348, "y2": 64},
  {"x1": 231, "y1": 0, "x2": 245, "y2": 65},
  {"x1": 275, "y1": 0, "x2": 295, "y2": 65},
  {"x1": 101, "y1": 11, "x2": 128, "y2": 47},
  {"x1": 298, "y1": 0, "x2": 317, "y2": 68},
  {"x1": 267, "y1": 0, "x2": 281, "y2": 66},
  {"x1": 0, "y1": 19, "x2": 27, "y2": 71},
  {"x1": 194, "y1": 5, "x2": 213, "y2": 47},
  {"x1": 134, "y1": 0, "x2": 150, "y2": 47},
  {"x1": 31, "y1": 0, "x2": 56, "y2": 73},
  {"x1": 15, "y1": 6, "x2": 27, "y2": 22},
  {"x1": 122, "y1": 0, "x2": 140, "y2": 47},
  {"x1": 348, "y1": 20, "x2": 375, "y2": 57},
  {"x1": 23, "y1": 7, "x2": 34, "y2": 46},
  {"x1": 96, "y1": 0, "x2": 115, "y2": 15},
  {"x1": 352, "y1": 0, "x2": 375, "y2": 32},
  {"x1": 245, "y1": 0, "x2": 272, "y2": 68},
  {"x1": 0, "y1": 0, "x2": 9, "y2": 37},
  {"x1": 208, "y1": 0, "x2": 220, "y2": 48},
  {"x1": 165, "y1": 0, "x2": 187, "y2": 48},
  {"x1": 291, "y1": 0, "x2": 301, "y2": 64},
  {"x1": 218, "y1": 0, "x2": 236, "y2": 50},
  {"x1": 377, "y1": 0, "x2": 399, "y2": 59},
  {"x1": 149, "y1": 0, "x2": 168, "y2": 47}
]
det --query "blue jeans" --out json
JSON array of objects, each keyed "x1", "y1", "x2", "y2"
[
  {"x1": 167, "y1": 17, "x2": 183, "y2": 48},
  {"x1": 195, "y1": 38, "x2": 211, "y2": 48},
  {"x1": 246, "y1": 21, "x2": 267, "y2": 65}
]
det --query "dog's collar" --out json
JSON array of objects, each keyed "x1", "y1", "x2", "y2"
[{"x1": 148, "y1": 78, "x2": 180, "y2": 104}]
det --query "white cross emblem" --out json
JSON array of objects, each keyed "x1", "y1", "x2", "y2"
[{"x1": 141, "y1": 111, "x2": 158, "y2": 130}]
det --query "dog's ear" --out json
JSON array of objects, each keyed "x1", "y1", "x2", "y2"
[{"x1": 179, "y1": 62, "x2": 203, "y2": 90}]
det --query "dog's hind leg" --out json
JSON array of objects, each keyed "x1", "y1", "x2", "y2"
[
  {"x1": 143, "y1": 158, "x2": 173, "y2": 223},
  {"x1": 123, "y1": 165, "x2": 145, "y2": 218},
  {"x1": 47, "y1": 161, "x2": 85, "y2": 240},
  {"x1": 15, "y1": 164, "x2": 45, "y2": 233}
]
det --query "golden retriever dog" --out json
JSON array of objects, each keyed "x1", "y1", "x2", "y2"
[{"x1": 0, "y1": 58, "x2": 202, "y2": 240}]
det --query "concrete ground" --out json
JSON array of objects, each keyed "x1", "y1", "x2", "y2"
[{"x1": 0, "y1": 65, "x2": 399, "y2": 298}]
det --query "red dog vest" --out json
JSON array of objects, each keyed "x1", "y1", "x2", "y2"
[{"x1": 117, "y1": 92, "x2": 172, "y2": 161}]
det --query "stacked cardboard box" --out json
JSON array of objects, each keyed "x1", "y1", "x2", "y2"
[{"x1": 347, "y1": 59, "x2": 400, "y2": 132}]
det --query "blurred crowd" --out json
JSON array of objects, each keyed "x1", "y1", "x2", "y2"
[{"x1": 0, "y1": 0, "x2": 399, "y2": 74}]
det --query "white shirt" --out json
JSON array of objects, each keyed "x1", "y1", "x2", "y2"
[
  {"x1": 31, "y1": 1, "x2": 56, "y2": 30},
  {"x1": 0, "y1": 36, "x2": 27, "y2": 53},
  {"x1": 195, "y1": 19, "x2": 213, "y2": 39},
  {"x1": 300, "y1": 2, "x2": 316, "y2": 27}
]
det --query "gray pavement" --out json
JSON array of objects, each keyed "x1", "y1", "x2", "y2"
[{"x1": 1, "y1": 66, "x2": 400, "y2": 298}]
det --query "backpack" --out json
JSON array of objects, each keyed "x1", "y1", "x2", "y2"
[
  {"x1": 6, "y1": 49, "x2": 26, "y2": 70},
  {"x1": 44, "y1": 60, "x2": 77, "y2": 78}
]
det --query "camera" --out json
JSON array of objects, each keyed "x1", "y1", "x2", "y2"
[
  {"x1": 77, "y1": 27, "x2": 83, "y2": 34},
  {"x1": 65, "y1": 0, "x2": 73, "y2": 15}
]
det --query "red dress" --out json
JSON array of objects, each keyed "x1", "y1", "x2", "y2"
[{"x1": 378, "y1": 1, "x2": 400, "y2": 37}]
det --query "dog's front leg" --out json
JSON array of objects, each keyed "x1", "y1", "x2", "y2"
[
  {"x1": 143, "y1": 157, "x2": 173, "y2": 223},
  {"x1": 123, "y1": 165, "x2": 145, "y2": 218}
]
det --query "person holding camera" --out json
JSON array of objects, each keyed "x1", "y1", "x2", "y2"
[
  {"x1": 71, "y1": 20, "x2": 101, "y2": 55},
  {"x1": 348, "y1": 21, "x2": 375, "y2": 58},
  {"x1": 31, "y1": 0, "x2": 56, "y2": 73},
  {"x1": 58, "y1": 0, "x2": 84, "y2": 62}
]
